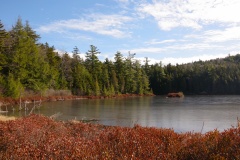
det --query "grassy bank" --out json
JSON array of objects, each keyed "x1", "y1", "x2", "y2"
[{"x1": 0, "y1": 114, "x2": 240, "y2": 159}]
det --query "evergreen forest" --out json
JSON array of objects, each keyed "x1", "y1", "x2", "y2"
[{"x1": 1, "y1": 18, "x2": 240, "y2": 98}]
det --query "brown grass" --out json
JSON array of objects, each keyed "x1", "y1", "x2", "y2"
[{"x1": 0, "y1": 115, "x2": 16, "y2": 121}]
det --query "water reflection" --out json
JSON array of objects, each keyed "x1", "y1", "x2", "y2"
[{"x1": 4, "y1": 95, "x2": 240, "y2": 133}]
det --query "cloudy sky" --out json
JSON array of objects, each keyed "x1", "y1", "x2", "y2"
[{"x1": 1, "y1": 0, "x2": 240, "y2": 65}]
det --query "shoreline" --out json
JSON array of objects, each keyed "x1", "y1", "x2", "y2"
[{"x1": 0, "y1": 93, "x2": 155, "y2": 106}]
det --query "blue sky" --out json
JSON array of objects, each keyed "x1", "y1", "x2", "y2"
[{"x1": 1, "y1": 0, "x2": 240, "y2": 65}]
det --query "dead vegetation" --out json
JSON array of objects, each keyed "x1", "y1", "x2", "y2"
[
  {"x1": 0, "y1": 115, "x2": 16, "y2": 121},
  {"x1": 0, "y1": 114, "x2": 240, "y2": 159}
]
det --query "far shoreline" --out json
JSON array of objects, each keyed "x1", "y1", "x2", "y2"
[{"x1": 0, "y1": 93, "x2": 155, "y2": 107}]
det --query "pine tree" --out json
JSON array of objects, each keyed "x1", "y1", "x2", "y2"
[
  {"x1": 94, "y1": 79, "x2": 101, "y2": 96},
  {"x1": 0, "y1": 20, "x2": 7, "y2": 50},
  {"x1": 110, "y1": 69, "x2": 118, "y2": 94},
  {"x1": 148, "y1": 62, "x2": 165, "y2": 94},
  {"x1": 144, "y1": 57, "x2": 150, "y2": 74},
  {"x1": 61, "y1": 53, "x2": 73, "y2": 89},
  {"x1": 104, "y1": 58, "x2": 118, "y2": 94},
  {"x1": 71, "y1": 46, "x2": 93, "y2": 95},
  {"x1": 39, "y1": 43, "x2": 61, "y2": 89},
  {"x1": 101, "y1": 63, "x2": 110, "y2": 90},
  {"x1": 7, "y1": 18, "x2": 30, "y2": 83},
  {"x1": 4, "y1": 73, "x2": 23, "y2": 98},
  {"x1": 5, "y1": 18, "x2": 50, "y2": 92},
  {"x1": 72, "y1": 63, "x2": 92, "y2": 95},
  {"x1": 0, "y1": 20, "x2": 8, "y2": 72},
  {"x1": 24, "y1": 20, "x2": 40, "y2": 41},
  {"x1": 84, "y1": 45, "x2": 102, "y2": 95},
  {"x1": 85, "y1": 45, "x2": 101, "y2": 80},
  {"x1": 23, "y1": 21, "x2": 50, "y2": 91},
  {"x1": 142, "y1": 72, "x2": 151, "y2": 94},
  {"x1": 125, "y1": 51, "x2": 136, "y2": 93},
  {"x1": 114, "y1": 51, "x2": 125, "y2": 93},
  {"x1": 135, "y1": 60, "x2": 144, "y2": 94}
]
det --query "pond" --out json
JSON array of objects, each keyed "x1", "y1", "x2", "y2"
[{"x1": 6, "y1": 95, "x2": 240, "y2": 133}]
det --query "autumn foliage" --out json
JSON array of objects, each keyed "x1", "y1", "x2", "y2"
[{"x1": 0, "y1": 114, "x2": 240, "y2": 159}]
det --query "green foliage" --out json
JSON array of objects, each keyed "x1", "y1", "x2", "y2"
[
  {"x1": 109, "y1": 84, "x2": 115, "y2": 96},
  {"x1": 39, "y1": 43, "x2": 61, "y2": 89},
  {"x1": 94, "y1": 80, "x2": 101, "y2": 96},
  {"x1": 114, "y1": 51, "x2": 125, "y2": 93},
  {"x1": 72, "y1": 62, "x2": 93, "y2": 95},
  {"x1": 61, "y1": 53, "x2": 73, "y2": 89},
  {"x1": 4, "y1": 73, "x2": 23, "y2": 98},
  {"x1": 24, "y1": 20, "x2": 40, "y2": 41},
  {"x1": 0, "y1": 21, "x2": 7, "y2": 73},
  {"x1": 85, "y1": 45, "x2": 101, "y2": 81},
  {"x1": 110, "y1": 69, "x2": 118, "y2": 94}
]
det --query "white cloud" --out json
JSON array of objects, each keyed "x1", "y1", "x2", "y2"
[
  {"x1": 38, "y1": 14, "x2": 133, "y2": 38},
  {"x1": 132, "y1": 52, "x2": 240, "y2": 65},
  {"x1": 123, "y1": 42, "x2": 222, "y2": 56},
  {"x1": 145, "y1": 39, "x2": 177, "y2": 45},
  {"x1": 184, "y1": 26, "x2": 240, "y2": 44},
  {"x1": 160, "y1": 52, "x2": 239, "y2": 65},
  {"x1": 55, "y1": 49, "x2": 87, "y2": 61},
  {"x1": 137, "y1": 0, "x2": 240, "y2": 30},
  {"x1": 53, "y1": 30, "x2": 92, "y2": 41},
  {"x1": 133, "y1": 57, "x2": 161, "y2": 65},
  {"x1": 116, "y1": 0, "x2": 129, "y2": 3},
  {"x1": 121, "y1": 47, "x2": 165, "y2": 54},
  {"x1": 203, "y1": 26, "x2": 240, "y2": 42},
  {"x1": 165, "y1": 43, "x2": 222, "y2": 50}
]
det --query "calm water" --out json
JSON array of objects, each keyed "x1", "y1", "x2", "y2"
[{"x1": 7, "y1": 95, "x2": 240, "y2": 133}]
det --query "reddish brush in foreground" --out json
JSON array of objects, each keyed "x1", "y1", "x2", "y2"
[{"x1": 0, "y1": 114, "x2": 240, "y2": 159}]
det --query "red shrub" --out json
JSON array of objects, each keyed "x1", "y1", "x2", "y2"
[{"x1": 0, "y1": 114, "x2": 240, "y2": 159}]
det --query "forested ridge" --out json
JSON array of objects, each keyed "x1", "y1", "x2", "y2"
[
  {"x1": 1, "y1": 18, "x2": 240, "y2": 98},
  {"x1": 151, "y1": 55, "x2": 240, "y2": 95}
]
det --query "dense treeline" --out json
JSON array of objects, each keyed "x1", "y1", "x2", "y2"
[
  {"x1": 149, "y1": 55, "x2": 240, "y2": 95},
  {"x1": 1, "y1": 18, "x2": 240, "y2": 98},
  {"x1": 0, "y1": 18, "x2": 151, "y2": 98}
]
